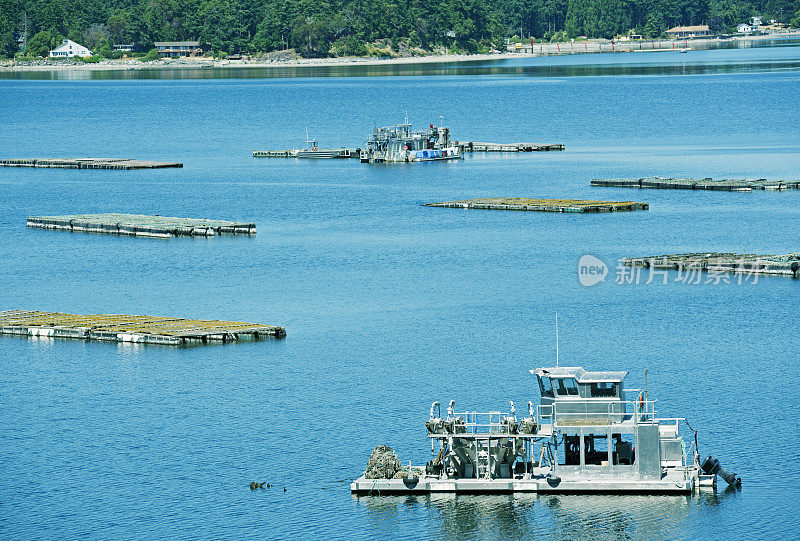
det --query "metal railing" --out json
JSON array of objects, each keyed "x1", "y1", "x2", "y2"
[
  {"x1": 537, "y1": 398, "x2": 658, "y2": 427},
  {"x1": 453, "y1": 411, "x2": 515, "y2": 434}
]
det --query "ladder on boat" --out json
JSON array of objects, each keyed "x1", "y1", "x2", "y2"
[{"x1": 476, "y1": 437, "x2": 491, "y2": 479}]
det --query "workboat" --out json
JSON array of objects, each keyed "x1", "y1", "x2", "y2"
[
  {"x1": 360, "y1": 120, "x2": 461, "y2": 163},
  {"x1": 351, "y1": 366, "x2": 741, "y2": 495}
]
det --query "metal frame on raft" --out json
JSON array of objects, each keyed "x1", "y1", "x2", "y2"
[
  {"x1": 351, "y1": 366, "x2": 741, "y2": 495},
  {"x1": 359, "y1": 120, "x2": 461, "y2": 163}
]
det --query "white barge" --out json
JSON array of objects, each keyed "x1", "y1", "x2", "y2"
[
  {"x1": 351, "y1": 366, "x2": 741, "y2": 495},
  {"x1": 360, "y1": 120, "x2": 461, "y2": 163}
]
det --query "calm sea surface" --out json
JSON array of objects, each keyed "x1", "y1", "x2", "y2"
[{"x1": 1, "y1": 39, "x2": 799, "y2": 540}]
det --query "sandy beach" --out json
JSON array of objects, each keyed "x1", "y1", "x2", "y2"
[{"x1": 1, "y1": 31, "x2": 798, "y2": 72}]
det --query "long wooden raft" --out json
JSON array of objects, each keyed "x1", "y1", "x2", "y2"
[
  {"x1": 624, "y1": 253, "x2": 800, "y2": 277},
  {"x1": 1, "y1": 158, "x2": 183, "y2": 170},
  {"x1": 27, "y1": 213, "x2": 256, "y2": 238},
  {"x1": 591, "y1": 177, "x2": 800, "y2": 191},
  {"x1": 456, "y1": 142, "x2": 565, "y2": 152},
  {"x1": 424, "y1": 198, "x2": 648, "y2": 213},
  {"x1": 0, "y1": 310, "x2": 286, "y2": 346}
]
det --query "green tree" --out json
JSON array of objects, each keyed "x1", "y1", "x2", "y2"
[
  {"x1": 0, "y1": 11, "x2": 18, "y2": 58},
  {"x1": 643, "y1": 11, "x2": 665, "y2": 36},
  {"x1": 25, "y1": 28, "x2": 62, "y2": 57}
]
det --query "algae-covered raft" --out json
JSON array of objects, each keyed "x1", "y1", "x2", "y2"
[
  {"x1": 0, "y1": 310, "x2": 285, "y2": 346},
  {"x1": 27, "y1": 213, "x2": 256, "y2": 238},
  {"x1": 0, "y1": 158, "x2": 182, "y2": 170},
  {"x1": 624, "y1": 252, "x2": 800, "y2": 278},
  {"x1": 591, "y1": 177, "x2": 800, "y2": 191},
  {"x1": 424, "y1": 198, "x2": 648, "y2": 213}
]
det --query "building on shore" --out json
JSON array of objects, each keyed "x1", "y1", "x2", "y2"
[
  {"x1": 154, "y1": 41, "x2": 203, "y2": 58},
  {"x1": 665, "y1": 25, "x2": 711, "y2": 38},
  {"x1": 48, "y1": 39, "x2": 92, "y2": 58},
  {"x1": 738, "y1": 18, "x2": 763, "y2": 34},
  {"x1": 113, "y1": 44, "x2": 144, "y2": 53}
]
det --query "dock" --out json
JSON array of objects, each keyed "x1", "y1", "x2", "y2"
[
  {"x1": 424, "y1": 198, "x2": 648, "y2": 213},
  {"x1": 457, "y1": 142, "x2": 565, "y2": 152},
  {"x1": 0, "y1": 158, "x2": 183, "y2": 170},
  {"x1": 0, "y1": 310, "x2": 285, "y2": 346},
  {"x1": 27, "y1": 213, "x2": 256, "y2": 238},
  {"x1": 591, "y1": 177, "x2": 800, "y2": 191},
  {"x1": 624, "y1": 253, "x2": 800, "y2": 278},
  {"x1": 253, "y1": 149, "x2": 359, "y2": 158}
]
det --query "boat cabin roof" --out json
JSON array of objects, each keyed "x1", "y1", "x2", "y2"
[{"x1": 531, "y1": 367, "x2": 627, "y2": 383}]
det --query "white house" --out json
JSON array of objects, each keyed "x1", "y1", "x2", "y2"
[
  {"x1": 49, "y1": 39, "x2": 92, "y2": 58},
  {"x1": 737, "y1": 23, "x2": 760, "y2": 34}
]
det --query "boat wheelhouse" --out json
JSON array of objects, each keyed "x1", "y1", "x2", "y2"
[
  {"x1": 351, "y1": 366, "x2": 740, "y2": 495},
  {"x1": 360, "y1": 121, "x2": 461, "y2": 163}
]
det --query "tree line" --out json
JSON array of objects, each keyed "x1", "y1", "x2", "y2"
[{"x1": 1, "y1": 0, "x2": 798, "y2": 59}]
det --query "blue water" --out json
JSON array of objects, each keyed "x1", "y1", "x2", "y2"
[{"x1": 1, "y1": 43, "x2": 800, "y2": 539}]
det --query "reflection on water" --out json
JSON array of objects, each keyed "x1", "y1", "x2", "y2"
[
  {"x1": 3, "y1": 38, "x2": 800, "y2": 81},
  {"x1": 355, "y1": 488, "x2": 743, "y2": 540},
  {"x1": 354, "y1": 491, "x2": 749, "y2": 540}
]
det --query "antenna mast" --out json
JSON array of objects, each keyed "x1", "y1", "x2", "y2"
[{"x1": 555, "y1": 313, "x2": 559, "y2": 368}]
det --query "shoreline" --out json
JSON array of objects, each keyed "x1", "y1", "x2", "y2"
[{"x1": 2, "y1": 31, "x2": 798, "y2": 73}]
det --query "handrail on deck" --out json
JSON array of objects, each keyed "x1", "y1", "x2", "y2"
[{"x1": 537, "y1": 398, "x2": 659, "y2": 426}]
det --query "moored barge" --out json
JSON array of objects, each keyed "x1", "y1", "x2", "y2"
[
  {"x1": 360, "y1": 120, "x2": 461, "y2": 163},
  {"x1": 352, "y1": 366, "x2": 740, "y2": 495}
]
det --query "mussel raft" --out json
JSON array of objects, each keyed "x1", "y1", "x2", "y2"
[{"x1": 351, "y1": 366, "x2": 741, "y2": 495}]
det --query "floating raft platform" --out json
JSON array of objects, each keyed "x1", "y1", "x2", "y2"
[
  {"x1": 253, "y1": 149, "x2": 359, "y2": 158},
  {"x1": 0, "y1": 310, "x2": 285, "y2": 346},
  {"x1": 624, "y1": 252, "x2": 800, "y2": 277},
  {"x1": 27, "y1": 213, "x2": 256, "y2": 238},
  {"x1": 457, "y1": 142, "x2": 565, "y2": 152},
  {"x1": 424, "y1": 198, "x2": 648, "y2": 213},
  {"x1": 0, "y1": 158, "x2": 183, "y2": 170},
  {"x1": 591, "y1": 177, "x2": 800, "y2": 191}
]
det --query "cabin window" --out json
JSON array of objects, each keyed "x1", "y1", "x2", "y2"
[
  {"x1": 555, "y1": 378, "x2": 578, "y2": 396},
  {"x1": 590, "y1": 382, "x2": 617, "y2": 397},
  {"x1": 539, "y1": 376, "x2": 554, "y2": 398}
]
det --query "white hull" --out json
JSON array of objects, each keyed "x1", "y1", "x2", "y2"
[{"x1": 294, "y1": 149, "x2": 352, "y2": 159}]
